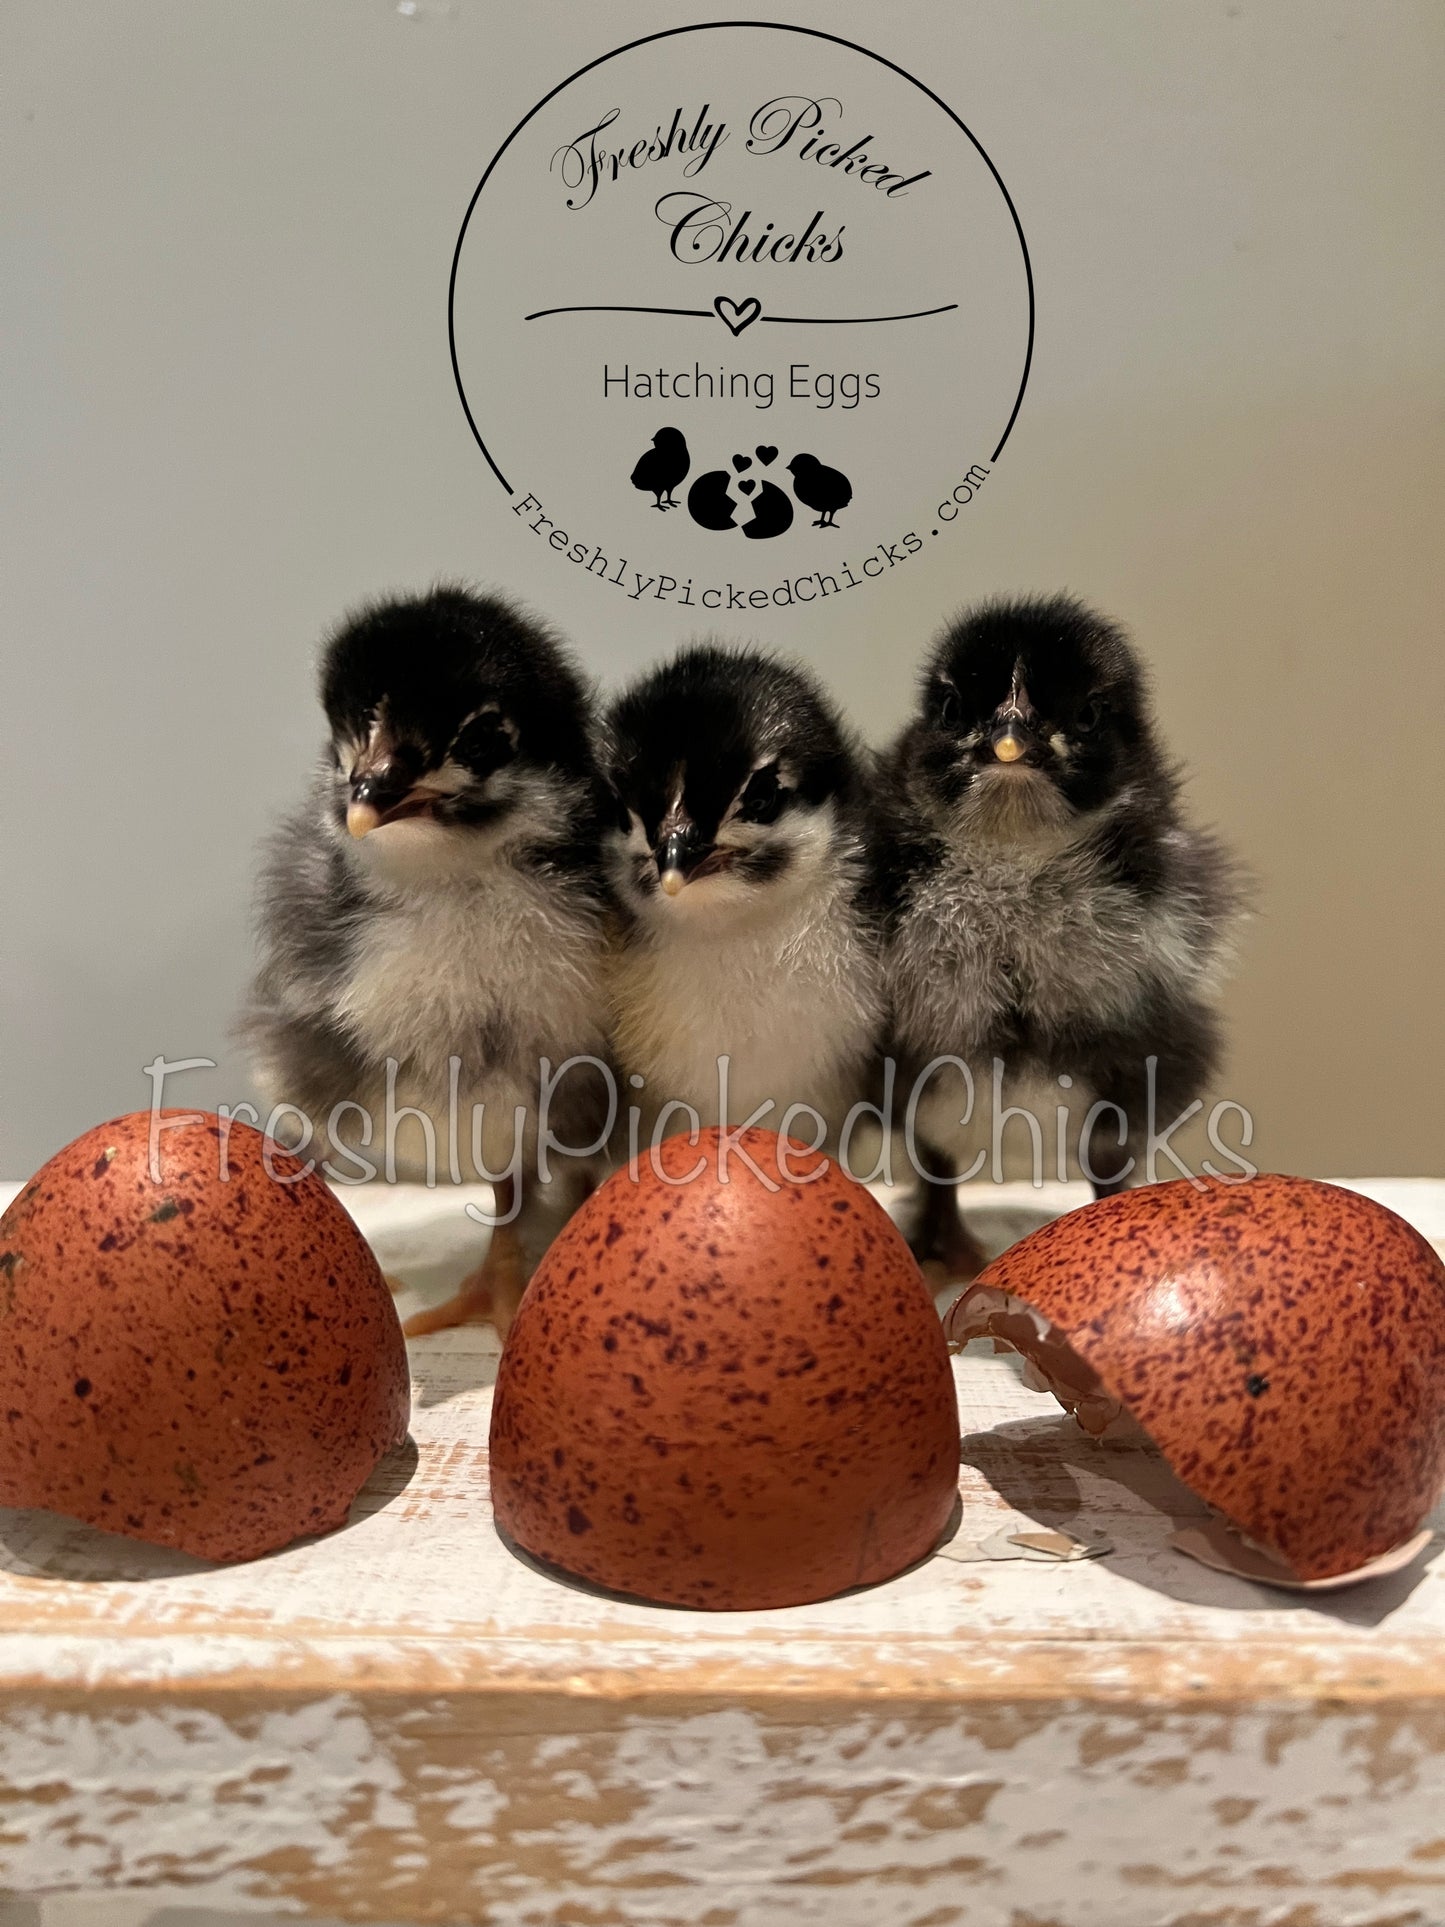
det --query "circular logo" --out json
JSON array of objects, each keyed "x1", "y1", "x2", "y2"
[{"x1": 451, "y1": 22, "x2": 1033, "y2": 614}]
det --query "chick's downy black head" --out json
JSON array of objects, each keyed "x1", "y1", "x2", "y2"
[
  {"x1": 904, "y1": 594, "x2": 1164, "y2": 827},
  {"x1": 602, "y1": 644, "x2": 862, "y2": 911},
  {"x1": 319, "y1": 587, "x2": 595, "y2": 844}
]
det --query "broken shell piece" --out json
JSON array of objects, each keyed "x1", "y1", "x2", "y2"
[
  {"x1": 939, "y1": 1525, "x2": 1113, "y2": 1565},
  {"x1": 998, "y1": 1526, "x2": 1113, "y2": 1562},
  {"x1": 951, "y1": 1286, "x2": 1148, "y2": 1442},
  {"x1": 490, "y1": 1128, "x2": 960, "y2": 1610},
  {"x1": 1171, "y1": 1521, "x2": 1436, "y2": 1592},
  {"x1": 944, "y1": 1176, "x2": 1445, "y2": 1590}
]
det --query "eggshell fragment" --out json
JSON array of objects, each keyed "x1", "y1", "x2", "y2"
[
  {"x1": 0, "y1": 1112, "x2": 410, "y2": 1562},
  {"x1": 490, "y1": 1128, "x2": 961, "y2": 1609},
  {"x1": 1169, "y1": 1519, "x2": 1435, "y2": 1592},
  {"x1": 945, "y1": 1175, "x2": 1445, "y2": 1585}
]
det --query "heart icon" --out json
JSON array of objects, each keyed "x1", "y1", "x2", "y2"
[
  {"x1": 714, "y1": 295, "x2": 762, "y2": 337},
  {"x1": 731, "y1": 454, "x2": 753, "y2": 473},
  {"x1": 737, "y1": 478, "x2": 756, "y2": 495},
  {"x1": 755, "y1": 445, "x2": 778, "y2": 466}
]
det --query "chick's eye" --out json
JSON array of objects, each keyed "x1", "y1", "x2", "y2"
[
  {"x1": 737, "y1": 764, "x2": 785, "y2": 825},
  {"x1": 1075, "y1": 701, "x2": 1103, "y2": 734},
  {"x1": 450, "y1": 712, "x2": 515, "y2": 777},
  {"x1": 937, "y1": 690, "x2": 959, "y2": 728}
]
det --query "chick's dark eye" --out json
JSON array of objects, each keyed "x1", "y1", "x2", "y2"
[
  {"x1": 937, "y1": 690, "x2": 959, "y2": 728},
  {"x1": 450, "y1": 711, "x2": 515, "y2": 778},
  {"x1": 1075, "y1": 701, "x2": 1103, "y2": 734},
  {"x1": 737, "y1": 764, "x2": 785, "y2": 825}
]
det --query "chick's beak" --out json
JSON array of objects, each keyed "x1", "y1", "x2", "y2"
[
  {"x1": 990, "y1": 723, "x2": 1031, "y2": 764},
  {"x1": 657, "y1": 827, "x2": 698, "y2": 896},
  {"x1": 346, "y1": 761, "x2": 440, "y2": 838},
  {"x1": 346, "y1": 797, "x2": 383, "y2": 838},
  {"x1": 989, "y1": 673, "x2": 1039, "y2": 765}
]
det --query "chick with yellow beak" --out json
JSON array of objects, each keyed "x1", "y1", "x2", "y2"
[
  {"x1": 989, "y1": 669, "x2": 1036, "y2": 765},
  {"x1": 344, "y1": 732, "x2": 448, "y2": 838},
  {"x1": 600, "y1": 642, "x2": 886, "y2": 1158},
  {"x1": 655, "y1": 825, "x2": 700, "y2": 897},
  {"x1": 240, "y1": 586, "x2": 615, "y2": 1350}
]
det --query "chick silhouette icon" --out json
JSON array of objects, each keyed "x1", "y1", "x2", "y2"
[
  {"x1": 787, "y1": 453, "x2": 852, "y2": 528},
  {"x1": 630, "y1": 427, "x2": 690, "y2": 510}
]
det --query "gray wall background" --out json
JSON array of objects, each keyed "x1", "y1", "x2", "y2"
[{"x1": 4, "y1": 0, "x2": 1442, "y2": 1180}]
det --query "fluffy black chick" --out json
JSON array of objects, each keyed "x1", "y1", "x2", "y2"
[
  {"x1": 875, "y1": 593, "x2": 1243, "y2": 1275},
  {"x1": 240, "y1": 586, "x2": 613, "y2": 1340},
  {"x1": 630, "y1": 427, "x2": 690, "y2": 509},
  {"x1": 601, "y1": 644, "x2": 883, "y2": 1156},
  {"x1": 787, "y1": 452, "x2": 852, "y2": 528}
]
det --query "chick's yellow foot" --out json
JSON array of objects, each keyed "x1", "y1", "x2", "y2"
[
  {"x1": 401, "y1": 1223, "x2": 528, "y2": 1342},
  {"x1": 401, "y1": 1272, "x2": 498, "y2": 1338}
]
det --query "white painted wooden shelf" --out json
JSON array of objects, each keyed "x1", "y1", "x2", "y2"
[{"x1": 0, "y1": 1178, "x2": 1442, "y2": 1927}]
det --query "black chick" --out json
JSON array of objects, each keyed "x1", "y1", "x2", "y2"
[
  {"x1": 787, "y1": 452, "x2": 852, "y2": 528},
  {"x1": 875, "y1": 593, "x2": 1243, "y2": 1279},
  {"x1": 601, "y1": 644, "x2": 884, "y2": 1157},
  {"x1": 630, "y1": 426, "x2": 690, "y2": 509},
  {"x1": 240, "y1": 586, "x2": 614, "y2": 1341}
]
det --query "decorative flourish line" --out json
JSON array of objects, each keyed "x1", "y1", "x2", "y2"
[
  {"x1": 523, "y1": 302, "x2": 960, "y2": 325},
  {"x1": 763, "y1": 304, "x2": 958, "y2": 326},
  {"x1": 526, "y1": 304, "x2": 713, "y2": 321}
]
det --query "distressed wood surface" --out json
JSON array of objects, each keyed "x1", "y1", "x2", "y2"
[{"x1": 0, "y1": 1177, "x2": 1442, "y2": 1926}]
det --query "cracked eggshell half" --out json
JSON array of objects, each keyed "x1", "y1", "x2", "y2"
[
  {"x1": 490, "y1": 1127, "x2": 961, "y2": 1609},
  {"x1": 945, "y1": 1175, "x2": 1445, "y2": 1586},
  {"x1": 0, "y1": 1112, "x2": 410, "y2": 1562}
]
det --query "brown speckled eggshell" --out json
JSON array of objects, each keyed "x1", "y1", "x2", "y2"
[
  {"x1": 951, "y1": 1175, "x2": 1445, "y2": 1580},
  {"x1": 0, "y1": 1112, "x2": 410, "y2": 1562},
  {"x1": 490, "y1": 1127, "x2": 960, "y2": 1609}
]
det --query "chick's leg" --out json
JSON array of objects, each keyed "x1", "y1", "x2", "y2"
[
  {"x1": 399, "y1": 1163, "x2": 604, "y2": 1342},
  {"x1": 401, "y1": 1176, "x2": 528, "y2": 1341},
  {"x1": 900, "y1": 1136, "x2": 990, "y2": 1293},
  {"x1": 914, "y1": 1175, "x2": 991, "y2": 1294}
]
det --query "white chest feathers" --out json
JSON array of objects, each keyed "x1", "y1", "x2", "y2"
[
  {"x1": 335, "y1": 863, "x2": 608, "y2": 1080},
  {"x1": 610, "y1": 873, "x2": 881, "y2": 1134}
]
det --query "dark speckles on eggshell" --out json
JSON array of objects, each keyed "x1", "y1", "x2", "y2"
[
  {"x1": 489, "y1": 1126, "x2": 960, "y2": 1609},
  {"x1": 946, "y1": 1174, "x2": 1445, "y2": 1582},
  {"x1": 0, "y1": 1111, "x2": 410, "y2": 1564}
]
